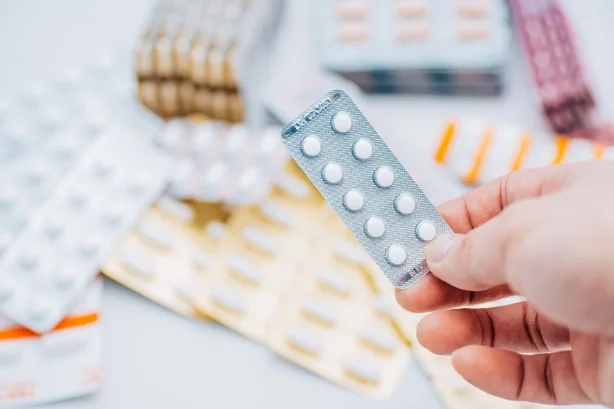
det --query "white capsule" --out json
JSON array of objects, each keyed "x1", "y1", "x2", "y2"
[
  {"x1": 228, "y1": 255, "x2": 262, "y2": 285},
  {"x1": 0, "y1": 277, "x2": 16, "y2": 301},
  {"x1": 69, "y1": 186, "x2": 89, "y2": 208},
  {"x1": 93, "y1": 158, "x2": 114, "y2": 178},
  {"x1": 395, "y1": 193, "x2": 416, "y2": 215},
  {"x1": 210, "y1": 285, "x2": 246, "y2": 314},
  {"x1": 301, "y1": 135, "x2": 322, "y2": 158},
  {"x1": 316, "y1": 269, "x2": 351, "y2": 296},
  {"x1": 241, "y1": 227, "x2": 276, "y2": 255},
  {"x1": 174, "y1": 281, "x2": 195, "y2": 302},
  {"x1": 352, "y1": 138, "x2": 373, "y2": 161},
  {"x1": 386, "y1": 245, "x2": 407, "y2": 266},
  {"x1": 322, "y1": 163, "x2": 343, "y2": 185},
  {"x1": 365, "y1": 217, "x2": 386, "y2": 239},
  {"x1": 373, "y1": 166, "x2": 395, "y2": 188},
  {"x1": 0, "y1": 188, "x2": 16, "y2": 209},
  {"x1": 344, "y1": 358, "x2": 381, "y2": 384},
  {"x1": 54, "y1": 269, "x2": 77, "y2": 289},
  {"x1": 259, "y1": 201, "x2": 292, "y2": 227},
  {"x1": 301, "y1": 298, "x2": 337, "y2": 326},
  {"x1": 205, "y1": 221, "x2": 227, "y2": 238},
  {"x1": 416, "y1": 221, "x2": 437, "y2": 242},
  {"x1": 19, "y1": 249, "x2": 39, "y2": 270},
  {"x1": 26, "y1": 297, "x2": 51, "y2": 321},
  {"x1": 79, "y1": 235, "x2": 101, "y2": 257},
  {"x1": 360, "y1": 328, "x2": 398, "y2": 353},
  {"x1": 192, "y1": 250, "x2": 212, "y2": 270},
  {"x1": 121, "y1": 253, "x2": 155, "y2": 279},
  {"x1": 138, "y1": 221, "x2": 174, "y2": 250},
  {"x1": 103, "y1": 203, "x2": 124, "y2": 226},
  {"x1": 343, "y1": 190, "x2": 364, "y2": 212},
  {"x1": 286, "y1": 327, "x2": 322, "y2": 356},
  {"x1": 332, "y1": 239, "x2": 367, "y2": 265},
  {"x1": 277, "y1": 174, "x2": 310, "y2": 199},
  {"x1": 0, "y1": 232, "x2": 13, "y2": 254},
  {"x1": 44, "y1": 217, "x2": 65, "y2": 238},
  {"x1": 331, "y1": 111, "x2": 353, "y2": 134},
  {"x1": 157, "y1": 196, "x2": 194, "y2": 222}
]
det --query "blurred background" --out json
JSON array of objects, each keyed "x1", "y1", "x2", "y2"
[{"x1": 0, "y1": 0, "x2": 612, "y2": 408}]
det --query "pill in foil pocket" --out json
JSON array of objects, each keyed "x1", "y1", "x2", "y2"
[{"x1": 280, "y1": 90, "x2": 452, "y2": 289}]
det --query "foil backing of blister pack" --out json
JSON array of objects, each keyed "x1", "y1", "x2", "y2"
[
  {"x1": 0, "y1": 278, "x2": 102, "y2": 407},
  {"x1": 0, "y1": 130, "x2": 173, "y2": 333},
  {"x1": 281, "y1": 90, "x2": 452, "y2": 289}
]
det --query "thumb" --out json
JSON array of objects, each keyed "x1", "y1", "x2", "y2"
[{"x1": 425, "y1": 200, "x2": 538, "y2": 291}]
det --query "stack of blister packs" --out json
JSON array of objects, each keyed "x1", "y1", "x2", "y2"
[
  {"x1": 0, "y1": 52, "x2": 173, "y2": 406},
  {"x1": 433, "y1": 117, "x2": 614, "y2": 186},
  {"x1": 135, "y1": 0, "x2": 283, "y2": 123},
  {"x1": 509, "y1": 0, "x2": 598, "y2": 135},
  {"x1": 314, "y1": 0, "x2": 512, "y2": 95}
]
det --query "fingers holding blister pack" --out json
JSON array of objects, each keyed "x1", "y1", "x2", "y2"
[{"x1": 280, "y1": 90, "x2": 452, "y2": 289}]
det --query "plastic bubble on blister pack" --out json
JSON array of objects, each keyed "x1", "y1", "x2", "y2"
[
  {"x1": 314, "y1": 0, "x2": 512, "y2": 96},
  {"x1": 0, "y1": 129, "x2": 173, "y2": 333},
  {"x1": 280, "y1": 90, "x2": 452, "y2": 289},
  {"x1": 434, "y1": 117, "x2": 612, "y2": 186}
]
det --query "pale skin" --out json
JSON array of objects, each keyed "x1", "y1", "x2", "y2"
[{"x1": 396, "y1": 161, "x2": 614, "y2": 407}]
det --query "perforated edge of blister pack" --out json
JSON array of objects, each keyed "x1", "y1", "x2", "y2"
[{"x1": 280, "y1": 90, "x2": 452, "y2": 289}]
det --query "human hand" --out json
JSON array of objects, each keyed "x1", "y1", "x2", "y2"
[{"x1": 396, "y1": 161, "x2": 614, "y2": 407}]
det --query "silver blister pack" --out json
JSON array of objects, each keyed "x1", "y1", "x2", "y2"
[
  {"x1": 281, "y1": 90, "x2": 452, "y2": 289},
  {"x1": 0, "y1": 130, "x2": 173, "y2": 333}
]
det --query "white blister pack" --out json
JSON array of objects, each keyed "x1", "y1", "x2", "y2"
[
  {"x1": 0, "y1": 278, "x2": 102, "y2": 407},
  {"x1": 281, "y1": 90, "x2": 452, "y2": 289},
  {"x1": 0, "y1": 130, "x2": 173, "y2": 333},
  {"x1": 155, "y1": 120, "x2": 288, "y2": 204}
]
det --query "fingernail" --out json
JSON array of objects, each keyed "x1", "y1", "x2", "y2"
[{"x1": 426, "y1": 233, "x2": 460, "y2": 264}]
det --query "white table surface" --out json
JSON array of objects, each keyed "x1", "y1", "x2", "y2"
[{"x1": 0, "y1": 0, "x2": 611, "y2": 408}]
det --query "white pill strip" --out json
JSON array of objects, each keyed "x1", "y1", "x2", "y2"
[
  {"x1": 228, "y1": 255, "x2": 262, "y2": 285},
  {"x1": 316, "y1": 269, "x2": 352, "y2": 296},
  {"x1": 259, "y1": 201, "x2": 292, "y2": 227},
  {"x1": 285, "y1": 327, "x2": 323, "y2": 356},
  {"x1": 241, "y1": 227, "x2": 276, "y2": 256},
  {"x1": 210, "y1": 285, "x2": 246, "y2": 315},
  {"x1": 280, "y1": 90, "x2": 452, "y2": 289},
  {"x1": 301, "y1": 298, "x2": 338, "y2": 326},
  {"x1": 137, "y1": 221, "x2": 174, "y2": 250},
  {"x1": 344, "y1": 358, "x2": 382, "y2": 385},
  {"x1": 121, "y1": 253, "x2": 156, "y2": 279},
  {"x1": 157, "y1": 196, "x2": 195, "y2": 222},
  {"x1": 359, "y1": 328, "x2": 398, "y2": 354}
]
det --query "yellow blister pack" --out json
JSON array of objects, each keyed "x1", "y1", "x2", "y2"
[
  {"x1": 103, "y1": 195, "x2": 229, "y2": 320},
  {"x1": 194, "y1": 163, "x2": 324, "y2": 341},
  {"x1": 266, "y1": 232, "x2": 409, "y2": 400}
]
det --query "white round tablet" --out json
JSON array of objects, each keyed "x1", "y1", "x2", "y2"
[
  {"x1": 352, "y1": 138, "x2": 373, "y2": 161},
  {"x1": 395, "y1": 194, "x2": 416, "y2": 215},
  {"x1": 416, "y1": 221, "x2": 437, "y2": 242},
  {"x1": 301, "y1": 135, "x2": 322, "y2": 158},
  {"x1": 331, "y1": 111, "x2": 352, "y2": 134},
  {"x1": 343, "y1": 190, "x2": 364, "y2": 212},
  {"x1": 364, "y1": 217, "x2": 386, "y2": 239},
  {"x1": 322, "y1": 163, "x2": 343, "y2": 185},
  {"x1": 373, "y1": 166, "x2": 395, "y2": 188},
  {"x1": 386, "y1": 245, "x2": 407, "y2": 266}
]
